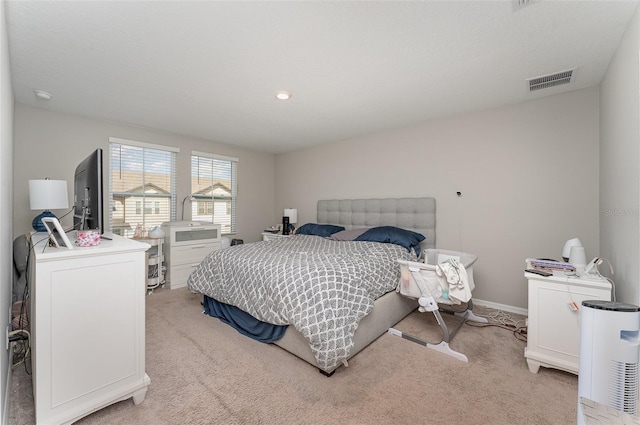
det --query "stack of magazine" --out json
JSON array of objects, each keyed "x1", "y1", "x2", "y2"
[{"x1": 530, "y1": 259, "x2": 576, "y2": 273}]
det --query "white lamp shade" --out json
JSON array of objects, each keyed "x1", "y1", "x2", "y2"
[
  {"x1": 29, "y1": 179, "x2": 69, "y2": 210},
  {"x1": 562, "y1": 238, "x2": 583, "y2": 261},
  {"x1": 284, "y1": 208, "x2": 297, "y2": 224},
  {"x1": 569, "y1": 246, "x2": 587, "y2": 268}
]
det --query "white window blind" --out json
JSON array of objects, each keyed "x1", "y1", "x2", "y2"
[
  {"x1": 109, "y1": 139, "x2": 177, "y2": 237},
  {"x1": 190, "y1": 152, "x2": 238, "y2": 234}
]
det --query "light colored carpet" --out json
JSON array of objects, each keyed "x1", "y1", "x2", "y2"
[{"x1": 9, "y1": 287, "x2": 577, "y2": 425}]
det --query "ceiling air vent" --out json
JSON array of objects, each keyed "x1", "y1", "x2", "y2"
[
  {"x1": 527, "y1": 69, "x2": 576, "y2": 92},
  {"x1": 512, "y1": 0, "x2": 539, "y2": 12}
]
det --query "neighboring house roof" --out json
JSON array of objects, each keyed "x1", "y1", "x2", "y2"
[
  {"x1": 115, "y1": 182, "x2": 170, "y2": 196},
  {"x1": 193, "y1": 182, "x2": 230, "y2": 197}
]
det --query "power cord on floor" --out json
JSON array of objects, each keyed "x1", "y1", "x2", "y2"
[
  {"x1": 9, "y1": 329, "x2": 31, "y2": 374},
  {"x1": 465, "y1": 306, "x2": 528, "y2": 342}
]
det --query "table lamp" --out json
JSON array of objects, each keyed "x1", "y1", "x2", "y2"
[
  {"x1": 29, "y1": 179, "x2": 69, "y2": 231},
  {"x1": 283, "y1": 208, "x2": 297, "y2": 235},
  {"x1": 562, "y1": 238, "x2": 583, "y2": 262},
  {"x1": 569, "y1": 246, "x2": 587, "y2": 271}
]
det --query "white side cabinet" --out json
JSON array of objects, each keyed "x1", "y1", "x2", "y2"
[
  {"x1": 525, "y1": 267, "x2": 612, "y2": 375},
  {"x1": 162, "y1": 222, "x2": 221, "y2": 289},
  {"x1": 29, "y1": 232, "x2": 151, "y2": 425}
]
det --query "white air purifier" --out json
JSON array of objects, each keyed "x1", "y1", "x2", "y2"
[{"x1": 578, "y1": 300, "x2": 640, "y2": 423}]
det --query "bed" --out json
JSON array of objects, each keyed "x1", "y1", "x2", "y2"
[{"x1": 188, "y1": 197, "x2": 436, "y2": 375}]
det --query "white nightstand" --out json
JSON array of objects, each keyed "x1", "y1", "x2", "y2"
[
  {"x1": 162, "y1": 222, "x2": 221, "y2": 289},
  {"x1": 262, "y1": 232, "x2": 291, "y2": 242},
  {"x1": 524, "y1": 264, "x2": 612, "y2": 375}
]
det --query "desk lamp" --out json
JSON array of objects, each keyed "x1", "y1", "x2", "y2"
[
  {"x1": 29, "y1": 179, "x2": 69, "y2": 231},
  {"x1": 283, "y1": 208, "x2": 297, "y2": 235},
  {"x1": 562, "y1": 238, "x2": 583, "y2": 262}
]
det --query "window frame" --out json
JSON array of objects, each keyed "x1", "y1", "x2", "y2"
[
  {"x1": 108, "y1": 137, "x2": 179, "y2": 237},
  {"x1": 190, "y1": 151, "x2": 239, "y2": 235}
]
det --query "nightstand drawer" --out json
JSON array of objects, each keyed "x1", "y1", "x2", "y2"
[
  {"x1": 171, "y1": 242, "x2": 220, "y2": 265},
  {"x1": 167, "y1": 263, "x2": 202, "y2": 289},
  {"x1": 262, "y1": 232, "x2": 291, "y2": 242}
]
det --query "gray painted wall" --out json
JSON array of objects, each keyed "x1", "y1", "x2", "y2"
[
  {"x1": 4, "y1": 1, "x2": 639, "y2": 419},
  {"x1": 6, "y1": 1, "x2": 638, "y2": 356},
  {"x1": 600, "y1": 3, "x2": 640, "y2": 305},
  {"x1": 275, "y1": 88, "x2": 601, "y2": 310},
  {"x1": 1, "y1": 2, "x2": 14, "y2": 422},
  {"x1": 12, "y1": 105, "x2": 278, "y2": 244}
]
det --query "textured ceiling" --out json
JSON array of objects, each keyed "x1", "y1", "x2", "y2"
[{"x1": 5, "y1": 1, "x2": 639, "y2": 153}]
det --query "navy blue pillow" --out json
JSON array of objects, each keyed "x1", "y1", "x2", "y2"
[
  {"x1": 355, "y1": 226, "x2": 425, "y2": 255},
  {"x1": 295, "y1": 223, "x2": 345, "y2": 237}
]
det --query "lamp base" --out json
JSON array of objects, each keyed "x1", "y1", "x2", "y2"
[{"x1": 33, "y1": 210, "x2": 56, "y2": 232}]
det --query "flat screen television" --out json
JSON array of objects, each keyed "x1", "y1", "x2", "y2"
[{"x1": 73, "y1": 148, "x2": 104, "y2": 233}]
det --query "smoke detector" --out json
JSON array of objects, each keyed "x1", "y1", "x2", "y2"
[
  {"x1": 34, "y1": 90, "x2": 52, "y2": 100},
  {"x1": 527, "y1": 69, "x2": 576, "y2": 92}
]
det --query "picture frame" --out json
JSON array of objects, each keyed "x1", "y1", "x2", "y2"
[{"x1": 41, "y1": 217, "x2": 73, "y2": 249}]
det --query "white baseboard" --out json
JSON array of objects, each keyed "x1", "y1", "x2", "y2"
[{"x1": 473, "y1": 298, "x2": 528, "y2": 317}]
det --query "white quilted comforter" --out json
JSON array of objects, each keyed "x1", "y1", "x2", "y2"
[{"x1": 187, "y1": 234, "x2": 417, "y2": 371}]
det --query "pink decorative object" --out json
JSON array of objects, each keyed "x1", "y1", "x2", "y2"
[{"x1": 76, "y1": 230, "x2": 101, "y2": 247}]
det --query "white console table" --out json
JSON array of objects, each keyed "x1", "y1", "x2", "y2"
[
  {"x1": 524, "y1": 265, "x2": 612, "y2": 375},
  {"x1": 29, "y1": 232, "x2": 151, "y2": 425}
]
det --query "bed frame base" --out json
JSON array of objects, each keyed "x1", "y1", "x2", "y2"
[
  {"x1": 274, "y1": 291, "x2": 417, "y2": 376},
  {"x1": 318, "y1": 368, "x2": 335, "y2": 377},
  {"x1": 388, "y1": 305, "x2": 488, "y2": 362}
]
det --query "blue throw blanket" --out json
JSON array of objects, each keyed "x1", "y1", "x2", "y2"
[{"x1": 202, "y1": 295, "x2": 288, "y2": 343}]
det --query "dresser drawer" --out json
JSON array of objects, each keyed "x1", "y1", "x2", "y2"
[
  {"x1": 164, "y1": 224, "x2": 221, "y2": 247},
  {"x1": 167, "y1": 263, "x2": 202, "y2": 289},
  {"x1": 170, "y1": 242, "x2": 220, "y2": 265}
]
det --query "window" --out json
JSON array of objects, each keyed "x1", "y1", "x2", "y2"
[
  {"x1": 109, "y1": 138, "x2": 178, "y2": 237},
  {"x1": 190, "y1": 151, "x2": 238, "y2": 234}
]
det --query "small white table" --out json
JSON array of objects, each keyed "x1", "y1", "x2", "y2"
[
  {"x1": 524, "y1": 262, "x2": 612, "y2": 374},
  {"x1": 135, "y1": 237, "x2": 165, "y2": 294}
]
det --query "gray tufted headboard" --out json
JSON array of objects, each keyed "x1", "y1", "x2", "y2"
[{"x1": 316, "y1": 197, "x2": 436, "y2": 249}]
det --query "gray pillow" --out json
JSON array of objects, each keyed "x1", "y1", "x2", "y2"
[{"x1": 329, "y1": 228, "x2": 369, "y2": 241}]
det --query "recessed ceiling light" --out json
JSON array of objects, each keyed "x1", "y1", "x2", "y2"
[
  {"x1": 275, "y1": 91, "x2": 292, "y2": 101},
  {"x1": 34, "y1": 90, "x2": 52, "y2": 100}
]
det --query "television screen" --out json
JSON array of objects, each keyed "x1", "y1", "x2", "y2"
[{"x1": 73, "y1": 148, "x2": 104, "y2": 233}]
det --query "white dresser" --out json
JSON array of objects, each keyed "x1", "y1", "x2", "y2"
[
  {"x1": 162, "y1": 221, "x2": 221, "y2": 289},
  {"x1": 524, "y1": 265, "x2": 612, "y2": 375},
  {"x1": 29, "y1": 232, "x2": 151, "y2": 425}
]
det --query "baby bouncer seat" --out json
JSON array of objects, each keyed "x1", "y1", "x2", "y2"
[{"x1": 389, "y1": 249, "x2": 487, "y2": 362}]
